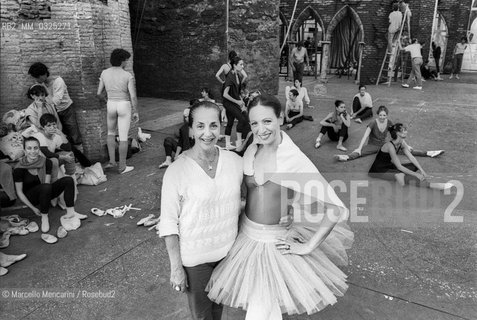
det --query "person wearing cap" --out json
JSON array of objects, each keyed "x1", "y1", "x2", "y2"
[{"x1": 158, "y1": 101, "x2": 196, "y2": 169}]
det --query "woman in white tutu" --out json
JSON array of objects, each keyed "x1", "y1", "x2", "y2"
[{"x1": 207, "y1": 93, "x2": 354, "y2": 319}]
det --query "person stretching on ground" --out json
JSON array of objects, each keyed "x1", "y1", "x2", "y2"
[
  {"x1": 350, "y1": 84, "x2": 373, "y2": 124},
  {"x1": 315, "y1": 100, "x2": 350, "y2": 151},
  {"x1": 334, "y1": 106, "x2": 444, "y2": 162},
  {"x1": 14, "y1": 137, "x2": 86, "y2": 244},
  {"x1": 368, "y1": 123, "x2": 452, "y2": 191}
]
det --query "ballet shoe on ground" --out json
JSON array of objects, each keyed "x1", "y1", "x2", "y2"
[
  {"x1": 0, "y1": 231, "x2": 12, "y2": 249},
  {"x1": 74, "y1": 212, "x2": 88, "y2": 220},
  {"x1": 26, "y1": 221, "x2": 39, "y2": 233},
  {"x1": 57, "y1": 226, "x2": 68, "y2": 239},
  {"x1": 143, "y1": 217, "x2": 161, "y2": 227},
  {"x1": 137, "y1": 214, "x2": 155, "y2": 226},
  {"x1": 0, "y1": 267, "x2": 7, "y2": 276},
  {"x1": 60, "y1": 215, "x2": 81, "y2": 231},
  {"x1": 0, "y1": 252, "x2": 27, "y2": 268},
  {"x1": 41, "y1": 233, "x2": 58, "y2": 244},
  {"x1": 91, "y1": 208, "x2": 106, "y2": 216}
]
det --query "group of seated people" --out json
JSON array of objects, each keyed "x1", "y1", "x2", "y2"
[
  {"x1": 1, "y1": 63, "x2": 93, "y2": 249},
  {"x1": 158, "y1": 81, "x2": 449, "y2": 192}
]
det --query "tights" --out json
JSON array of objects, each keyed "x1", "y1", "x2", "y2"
[{"x1": 24, "y1": 177, "x2": 74, "y2": 213}]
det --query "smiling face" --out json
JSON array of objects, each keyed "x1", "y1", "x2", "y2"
[
  {"x1": 24, "y1": 139, "x2": 40, "y2": 162},
  {"x1": 377, "y1": 110, "x2": 388, "y2": 123},
  {"x1": 190, "y1": 106, "x2": 221, "y2": 151},
  {"x1": 249, "y1": 104, "x2": 282, "y2": 146}
]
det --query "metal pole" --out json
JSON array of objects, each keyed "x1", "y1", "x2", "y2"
[{"x1": 225, "y1": 0, "x2": 229, "y2": 50}]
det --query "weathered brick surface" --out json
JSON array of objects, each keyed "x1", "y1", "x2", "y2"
[
  {"x1": 130, "y1": 0, "x2": 280, "y2": 100},
  {"x1": 279, "y1": 0, "x2": 471, "y2": 83},
  {"x1": 0, "y1": 0, "x2": 135, "y2": 161}
]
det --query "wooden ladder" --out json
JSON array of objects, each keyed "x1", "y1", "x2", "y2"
[{"x1": 376, "y1": 6, "x2": 412, "y2": 86}]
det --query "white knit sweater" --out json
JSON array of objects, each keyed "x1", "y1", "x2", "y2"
[{"x1": 158, "y1": 148, "x2": 243, "y2": 267}]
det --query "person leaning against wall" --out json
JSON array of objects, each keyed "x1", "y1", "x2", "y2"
[{"x1": 28, "y1": 62, "x2": 83, "y2": 150}]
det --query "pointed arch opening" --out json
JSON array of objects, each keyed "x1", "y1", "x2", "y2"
[{"x1": 326, "y1": 5, "x2": 364, "y2": 72}]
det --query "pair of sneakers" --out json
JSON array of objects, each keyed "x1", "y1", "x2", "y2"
[{"x1": 401, "y1": 84, "x2": 422, "y2": 90}]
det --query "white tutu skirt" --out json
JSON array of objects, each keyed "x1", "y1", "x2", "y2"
[{"x1": 206, "y1": 215, "x2": 354, "y2": 315}]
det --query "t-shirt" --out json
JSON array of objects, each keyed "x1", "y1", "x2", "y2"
[
  {"x1": 32, "y1": 131, "x2": 63, "y2": 153},
  {"x1": 354, "y1": 92, "x2": 373, "y2": 109},
  {"x1": 223, "y1": 71, "x2": 242, "y2": 106},
  {"x1": 404, "y1": 43, "x2": 422, "y2": 58},
  {"x1": 100, "y1": 67, "x2": 135, "y2": 101},
  {"x1": 454, "y1": 43, "x2": 467, "y2": 55},
  {"x1": 13, "y1": 159, "x2": 52, "y2": 192},
  {"x1": 44, "y1": 77, "x2": 73, "y2": 112},
  {"x1": 291, "y1": 47, "x2": 307, "y2": 63},
  {"x1": 368, "y1": 119, "x2": 394, "y2": 146},
  {"x1": 388, "y1": 11, "x2": 403, "y2": 33}
]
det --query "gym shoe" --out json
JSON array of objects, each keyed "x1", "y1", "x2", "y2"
[
  {"x1": 427, "y1": 150, "x2": 444, "y2": 158},
  {"x1": 412, "y1": 86, "x2": 422, "y2": 90},
  {"x1": 401, "y1": 83, "x2": 410, "y2": 88},
  {"x1": 119, "y1": 166, "x2": 134, "y2": 174}
]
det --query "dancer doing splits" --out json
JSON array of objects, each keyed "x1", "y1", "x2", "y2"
[
  {"x1": 207, "y1": 93, "x2": 353, "y2": 320},
  {"x1": 368, "y1": 123, "x2": 452, "y2": 190}
]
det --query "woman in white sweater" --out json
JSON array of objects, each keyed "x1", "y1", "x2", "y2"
[{"x1": 158, "y1": 101, "x2": 243, "y2": 320}]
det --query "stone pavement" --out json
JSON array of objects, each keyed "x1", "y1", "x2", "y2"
[{"x1": 1, "y1": 75, "x2": 476, "y2": 320}]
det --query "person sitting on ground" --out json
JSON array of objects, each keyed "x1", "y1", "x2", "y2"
[
  {"x1": 198, "y1": 87, "x2": 226, "y2": 124},
  {"x1": 286, "y1": 79, "x2": 314, "y2": 109},
  {"x1": 29, "y1": 114, "x2": 81, "y2": 176},
  {"x1": 315, "y1": 100, "x2": 351, "y2": 151},
  {"x1": 13, "y1": 137, "x2": 86, "y2": 244},
  {"x1": 284, "y1": 89, "x2": 313, "y2": 130},
  {"x1": 368, "y1": 123, "x2": 452, "y2": 191},
  {"x1": 158, "y1": 101, "x2": 195, "y2": 169},
  {"x1": 420, "y1": 60, "x2": 438, "y2": 80},
  {"x1": 335, "y1": 106, "x2": 444, "y2": 162},
  {"x1": 24, "y1": 84, "x2": 62, "y2": 131},
  {"x1": 351, "y1": 84, "x2": 373, "y2": 124},
  {"x1": 28, "y1": 62, "x2": 83, "y2": 148}
]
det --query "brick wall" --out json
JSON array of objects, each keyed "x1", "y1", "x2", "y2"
[
  {"x1": 130, "y1": 0, "x2": 280, "y2": 100},
  {"x1": 0, "y1": 0, "x2": 135, "y2": 161},
  {"x1": 279, "y1": 0, "x2": 471, "y2": 83}
]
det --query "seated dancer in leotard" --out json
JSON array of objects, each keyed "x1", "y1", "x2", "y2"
[
  {"x1": 315, "y1": 100, "x2": 351, "y2": 151},
  {"x1": 284, "y1": 89, "x2": 313, "y2": 130},
  {"x1": 368, "y1": 123, "x2": 452, "y2": 190},
  {"x1": 335, "y1": 106, "x2": 444, "y2": 161},
  {"x1": 207, "y1": 93, "x2": 353, "y2": 320}
]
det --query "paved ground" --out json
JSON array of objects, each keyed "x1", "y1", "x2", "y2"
[{"x1": 1, "y1": 74, "x2": 476, "y2": 320}]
